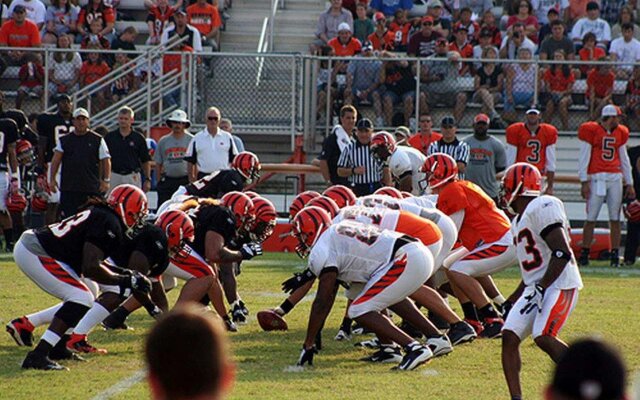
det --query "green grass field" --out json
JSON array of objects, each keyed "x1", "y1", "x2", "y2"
[{"x1": 1, "y1": 252, "x2": 639, "y2": 400}]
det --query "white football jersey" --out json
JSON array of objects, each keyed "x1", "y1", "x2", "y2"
[
  {"x1": 334, "y1": 205, "x2": 401, "y2": 229},
  {"x1": 511, "y1": 195, "x2": 583, "y2": 289},
  {"x1": 388, "y1": 147, "x2": 427, "y2": 195},
  {"x1": 402, "y1": 195, "x2": 437, "y2": 209},
  {"x1": 308, "y1": 220, "x2": 401, "y2": 284},
  {"x1": 356, "y1": 194, "x2": 423, "y2": 216}
]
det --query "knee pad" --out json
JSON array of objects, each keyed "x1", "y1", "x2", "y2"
[{"x1": 54, "y1": 301, "x2": 91, "y2": 328}]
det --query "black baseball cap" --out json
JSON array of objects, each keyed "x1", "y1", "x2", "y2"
[
  {"x1": 480, "y1": 28, "x2": 493, "y2": 37},
  {"x1": 586, "y1": 1, "x2": 599, "y2": 11},
  {"x1": 356, "y1": 118, "x2": 373, "y2": 130},
  {"x1": 56, "y1": 94, "x2": 72, "y2": 103},
  {"x1": 441, "y1": 116, "x2": 456, "y2": 126}
]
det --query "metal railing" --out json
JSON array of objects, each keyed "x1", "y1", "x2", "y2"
[{"x1": 256, "y1": 0, "x2": 284, "y2": 86}]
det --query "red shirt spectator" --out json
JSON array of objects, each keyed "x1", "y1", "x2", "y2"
[
  {"x1": 543, "y1": 67, "x2": 575, "y2": 92},
  {"x1": 507, "y1": 1, "x2": 539, "y2": 43},
  {"x1": 80, "y1": 56, "x2": 111, "y2": 86},
  {"x1": 163, "y1": 44, "x2": 194, "y2": 73},
  {"x1": 186, "y1": 0, "x2": 221, "y2": 36},
  {"x1": 146, "y1": 0, "x2": 176, "y2": 44},
  {"x1": 407, "y1": 16, "x2": 442, "y2": 57},
  {"x1": 389, "y1": 15, "x2": 411, "y2": 47},
  {"x1": 586, "y1": 67, "x2": 615, "y2": 98},
  {"x1": 578, "y1": 36, "x2": 605, "y2": 76},
  {"x1": 77, "y1": 0, "x2": 115, "y2": 36},
  {"x1": 328, "y1": 24, "x2": 362, "y2": 56},
  {"x1": 18, "y1": 59, "x2": 44, "y2": 88},
  {"x1": 0, "y1": 13, "x2": 41, "y2": 47}
]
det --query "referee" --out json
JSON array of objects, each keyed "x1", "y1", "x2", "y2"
[
  {"x1": 427, "y1": 116, "x2": 470, "y2": 178},
  {"x1": 337, "y1": 118, "x2": 390, "y2": 196}
]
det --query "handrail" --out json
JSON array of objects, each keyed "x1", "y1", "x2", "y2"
[
  {"x1": 256, "y1": 17, "x2": 269, "y2": 87},
  {"x1": 268, "y1": 0, "x2": 280, "y2": 52}
]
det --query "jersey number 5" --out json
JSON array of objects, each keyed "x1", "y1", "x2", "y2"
[
  {"x1": 517, "y1": 228, "x2": 543, "y2": 271},
  {"x1": 50, "y1": 210, "x2": 91, "y2": 238},
  {"x1": 601, "y1": 137, "x2": 616, "y2": 161}
]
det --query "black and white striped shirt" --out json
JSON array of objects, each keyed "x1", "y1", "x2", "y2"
[
  {"x1": 427, "y1": 137, "x2": 470, "y2": 179},
  {"x1": 337, "y1": 140, "x2": 383, "y2": 185}
]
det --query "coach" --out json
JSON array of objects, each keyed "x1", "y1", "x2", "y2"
[
  {"x1": 337, "y1": 118, "x2": 390, "y2": 196},
  {"x1": 104, "y1": 106, "x2": 151, "y2": 194}
]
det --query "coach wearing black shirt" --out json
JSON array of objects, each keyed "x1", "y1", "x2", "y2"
[
  {"x1": 104, "y1": 107, "x2": 151, "y2": 194},
  {"x1": 317, "y1": 105, "x2": 356, "y2": 186},
  {"x1": 337, "y1": 118, "x2": 391, "y2": 196},
  {"x1": 49, "y1": 108, "x2": 111, "y2": 218}
]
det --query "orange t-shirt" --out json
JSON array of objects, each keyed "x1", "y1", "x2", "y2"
[
  {"x1": 396, "y1": 212, "x2": 442, "y2": 246},
  {"x1": 186, "y1": 3, "x2": 221, "y2": 36},
  {"x1": 578, "y1": 46, "x2": 605, "y2": 75},
  {"x1": 586, "y1": 69, "x2": 615, "y2": 98},
  {"x1": 408, "y1": 132, "x2": 443, "y2": 156},
  {"x1": 506, "y1": 122, "x2": 558, "y2": 173},
  {"x1": 80, "y1": 61, "x2": 111, "y2": 85},
  {"x1": 0, "y1": 20, "x2": 41, "y2": 47},
  {"x1": 437, "y1": 180, "x2": 510, "y2": 250},
  {"x1": 163, "y1": 45, "x2": 194, "y2": 73},
  {"x1": 543, "y1": 68, "x2": 575, "y2": 92},
  {"x1": 578, "y1": 121, "x2": 629, "y2": 175},
  {"x1": 327, "y1": 37, "x2": 362, "y2": 56},
  {"x1": 449, "y1": 41, "x2": 473, "y2": 59},
  {"x1": 367, "y1": 30, "x2": 395, "y2": 51}
]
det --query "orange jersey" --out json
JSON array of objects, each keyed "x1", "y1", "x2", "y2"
[
  {"x1": 368, "y1": 30, "x2": 395, "y2": 51},
  {"x1": 437, "y1": 180, "x2": 510, "y2": 250},
  {"x1": 395, "y1": 212, "x2": 442, "y2": 246},
  {"x1": 328, "y1": 37, "x2": 362, "y2": 56},
  {"x1": 505, "y1": 122, "x2": 558, "y2": 173},
  {"x1": 80, "y1": 61, "x2": 111, "y2": 85},
  {"x1": 186, "y1": 3, "x2": 221, "y2": 36},
  {"x1": 578, "y1": 121, "x2": 629, "y2": 174},
  {"x1": 408, "y1": 132, "x2": 443, "y2": 156},
  {"x1": 0, "y1": 20, "x2": 41, "y2": 47}
]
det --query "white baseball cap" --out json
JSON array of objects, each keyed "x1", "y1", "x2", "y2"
[
  {"x1": 601, "y1": 104, "x2": 620, "y2": 117},
  {"x1": 337, "y1": 22, "x2": 351, "y2": 33},
  {"x1": 72, "y1": 108, "x2": 90, "y2": 119},
  {"x1": 166, "y1": 109, "x2": 191, "y2": 127}
]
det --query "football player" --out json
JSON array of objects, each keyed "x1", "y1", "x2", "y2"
[
  {"x1": 422, "y1": 153, "x2": 516, "y2": 338},
  {"x1": 370, "y1": 131, "x2": 427, "y2": 195},
  {"x1": 498, "y1": 163, "x2": 583, "y2": 400},
  {"x1": 0, "y1": 117, "x2": 19, "y2": 251},
  {"x1": 322, "y1": 184, "x2": 357, "y2": 209},
  {"x1": 505, "y1": 109, "x2": 558, "y2": 194},
  {"x1": 7, "y1": 185, "x2": 151, "y2": 370},
  {"x1": 293, "y1": 207, "x2": 436, "y2": 371},
  {"x1": 289, "y1": 190, "x2": 322, "y2": 220},
  {"x1": 577, "y1": 105, "x2": 634, "y2": 267},
  {"x1": 36, "y1": 94, "x2": 74, "y2": 224}
]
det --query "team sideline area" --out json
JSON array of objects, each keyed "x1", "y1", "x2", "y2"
[{"x1": 1, "y1": 252, "x2": 639, "y2": 400}]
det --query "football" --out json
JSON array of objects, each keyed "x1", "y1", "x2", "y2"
[{"x1": 257, "y1": 310, "x2": 288, "y2": 331}]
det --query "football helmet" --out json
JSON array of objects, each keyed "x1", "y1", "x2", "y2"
[
  {"x1": 16, "y1": 139, "x2": 35, "y2": 166},
  {"x1": 251, "y1": 196, "x2": 277, "y2": 242},
  {"x1": 292, "y1": 206, "x2": 332, "y2": 258},
  {"x1": 499, "y1": 162, "x2": 542, "y2": 214},
  {"x1": 232, "y1": 152, "x2": 261, "y2": 184},
  {"x1": 107, "y1": 184, "x2": 149, "y2": 238},
  {"x1": 322, "y1": 184, "x2": 357, "y2": 208},
  {"x1": 7, "y1": 190, "x2": 27, "y2": 213},
  {"x1": 243, "y1": 191, "x2": 260, "y2": 199},
  {"x1": 30, "y1": 192, "x2": 48, "y2": 212},
  {"x1": 289, "y1": 190, "x2": 321, "y2": 220},
  {"x1": 374, "y1": 186, "x2": 403, "y2": 199},
  {"x1": 400, "y1": 191, "x2": 413, "y2": 198},
  {"x1": 625, "y1": 200, "x2": 640, "y2": 222},
  {"x1": 420, "y1": 153, "x2": 458, "y2": 191},
  {"x1": 155, "y1": 209, "x2": 195, "y2": 258},
  {"x1": 307, "y1": 195, "x2": 340, "y2": 219},
  {"x1": 221, "y1": 191, "x2": 255, "y2": 231},
  {"x1": 370, "y1": 131, "x2": 397, "y2": 161}
]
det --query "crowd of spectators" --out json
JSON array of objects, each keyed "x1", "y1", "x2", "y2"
[{"x1": 312, "y1": 0, "x2": 640, "y2": 131}]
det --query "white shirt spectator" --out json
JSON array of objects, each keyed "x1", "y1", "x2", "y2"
[
  {"x1": 50, "y1": 52, "x2": 83, "y2": 81},
  {"x1": 610, "y1": 36, "x2": 640, "y2": 71},
  {"x1": 571, "y1": 17, "x2": 611, "y2": 45},
  {"x1": 185, "y1": 128, "x2": 238, "y2": 174},
  {"x1": 531, "y1": 0, "x2": 569, "y2": 25},
  {"x1": 161, "y1": 24, "x2": 203, "y2": 52},
  {"x1": 500, "y1": 36, "x2": 537, "y2": 59},
  {"x1": 8, "y1": 0, "x2": 46, "y2": 26}
]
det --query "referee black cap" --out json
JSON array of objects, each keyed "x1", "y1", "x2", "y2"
[
  {"x1": 441, "y1": 116, "x2": 456, "y2": 127},
  {"x1": 356, "y1": 118, "x2": 373, "y2": 130}
]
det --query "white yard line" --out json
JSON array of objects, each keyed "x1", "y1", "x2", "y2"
[{"x1": 91, "y1": 369, "x2": 146, "y2": 400}]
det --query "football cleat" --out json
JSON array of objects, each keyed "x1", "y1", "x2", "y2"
[
  {"x1": 238, "y1": 299, "x2": 249, "y2": 316},
  {"x1": 426, "y1": 335, "x2": 453, "y2": 357},
  {"x1": 354, "y1": 337, "x2": 381, "y2": 349},
  {"x1": 351, "y1": 323, "x2": 372, "y2": 335},
  {"x1": 610, "y1": 248, "x2": 620, "y2": 268},
  {"x1": 231, "y1": 304, "x2": 247, "y2": 324},
  {"x1": 360, "y1": 345, "x2": 402, "y2": 363},
  {"x1": 6, "y1": 316, "x2": 35, "y2": 347},
  {"x1": 479, "y1": 318, "x2": 504, "y2": 339},
  {"x1": 334, "y1": 329, "x2": 352, "y2": 341},
  {"x1": 395, "y1": 343, "x2": 433, "y2": 371},
  {"x1": 578, "y1": 248, "x2": 590, "y2": 267},
  {"x1": 66, "y1": 334, "x2": 108, "y2": 354},
  {"x1": 463, "y1": 318, "x2": 484, "y2": 335},
  {"x1": 447, "y1": 321, "x2": 477, "y2": 346},
  {"x1": 22, "y1": 351, "x2": 68, "y2": 371},
  {"x1": 224, "y1": 318, "x2": 238, "y2": 332}
]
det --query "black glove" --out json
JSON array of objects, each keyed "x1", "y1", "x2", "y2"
[
  {"x1": 281, "y1": 268, "x2": 316, "y2": 294},
  {"x1": 502, "y1": 300, "x2": 514, "y2": 320},
  {"x1": 118, "y1": 271, "x2": 152, "y2": 296},
  {"x1": 520, "y1": 284, "x2": 545, "y2": 315},
  {"x1": 240, "y1": 242, "x2": 263, "y2": 260},
  {"x1": 297, "y1": 345, "x2": 318, "y2": 366}
]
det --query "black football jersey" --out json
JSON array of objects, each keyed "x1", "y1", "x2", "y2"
[
  {"x1": 36, "y1": 206, "x2": 123, "y2": 275},
  {"x1": 184, "y1": 169, "x2": 244, "y2": 198},
  {"x1": 0, "y1": 118, "x2": 18, "y2": 168},
  {"x1": 36, "y1": 112, "x2": 74, "y2": 162},
  {"x1": 110, "y1": 223, "x2": 169, "y2": 278},
  {"x1": 190, "y1": 204, "x2": 238, "y2": 256}
]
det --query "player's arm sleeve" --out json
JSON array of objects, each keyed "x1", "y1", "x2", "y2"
[
  {"x1": 448, "y1": 209, "x2": 465, "y2": 231},
  {"x1": 54, "y1": 139, "x2": 64, "y2": 153},
  {"x1": 505, "y1": 143, "x2": 517, "y2": 166},
  {"x1": 545, "y1": 143, "x2": 556, "y2": 173},
  {"x1": 457, "y1": 142, "x2": 470, "y2": 164},
  {"x1": 98, "y1": 138, "x2": 111, "y2": 159},
  {"x1": 578, "y1": 141, "x2": 591, "y2": 182},
  {"x1": 184, "y1": 137, "x2": 197, "y2": 163},
  {"x1": 620, "y1": 145, "x2": 633, "y2": 185}
]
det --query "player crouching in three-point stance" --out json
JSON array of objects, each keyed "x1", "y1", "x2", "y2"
[
  {"x1": 292, "y1": 206, "x2": 435, "y2": 371},
  {"x1": 499, "y1": 163, "x2": 583, "y2": 400}
]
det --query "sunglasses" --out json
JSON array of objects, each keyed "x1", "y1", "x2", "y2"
[{"x1": 207, "y1": 116, "x2": 219, "y2": 121}]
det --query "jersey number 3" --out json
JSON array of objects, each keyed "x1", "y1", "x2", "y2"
[
  {"x1": 50, "y1": 210, "x2": 91, "y2": 238},
  {"x1": 517, "y1": 228, "x2": 543, "y2": 271}
]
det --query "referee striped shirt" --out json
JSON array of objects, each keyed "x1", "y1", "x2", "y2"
[
  {"x1": 337, "y1": 140, "x2": 383, "y2": 185},
  {"x1": 427, "y1": 137, "x2": 470, "y2": 179}
]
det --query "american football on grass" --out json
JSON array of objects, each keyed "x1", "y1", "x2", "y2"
[{"x1": 257, "y1": 310, "x2": 288, "y2": 331}]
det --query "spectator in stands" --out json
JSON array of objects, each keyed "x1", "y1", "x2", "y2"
[
  {"x1": 144, "y1": 0, "x2": 183, "y2": 11},
  {"x1": 503, "y1": 47, "x2": 536, "y2": 123},
  {"x1": 162, "y1": 41, "x2": 194, "y2": 108},
  {"x1": 531, "y1": 0, "x2": 568, "y2": 25},
  {"x1": 0, "y1": 5, "x2": 41, "y2": 77},
  {"x1": 457, "y1": 7, "x2": 480, "y2": 43},
  {"x1": 111, "y1": 52, "x2": 137, "y2": 102},
  {"x1": 344, "y1": 43, "x2": 382, "y2": 115},
  {"x1": 394, "y1": 125, "x2": 410, "y2": 145},
  {"x1": 426, "y1": 0, "x2": 451, "y2": 38},
  {"x1": 369, "y1": 0, "x2": 412, "y2": 18},
  {"x1": 539, "y1": 20, "x2": 574, "y2": 61},
  {"x1": 77, "y1": 0, "x2": 116, "y2": 43},
  {"x1": 161, "y1": 10, "x2": 203, "y2": 52},
  {"x1": 537, "y1": 8, "x2": 559, "y2": 43},
  {"x1": 542, "y1": 49, "x2": 574, "y2": 130},
  {"x1": 368, "y1": 12, "x2": 395, "y2": 51},
  {"x1": 407, "y1": 16, "x2": 442, "y2": 57},
  {"x1": 454, "y1": 0, "x2": 493, "y2": 21},
  {"x1": 624, "y1": 66, "x2": 640, "y2": 130},
  {"x1": 43, "y1": 0, "x2": 79, "y2": 45},
  {"x1": 47, "y1": 34, "x2": 81, "y2": 99},
  {"x1": 566, "y1": 0, "x2": 592, "y2": 26},
  {"x1": 187, "y1": 0, "x2": 222, "y2": 51},
  {"x1": 388, "y1": 9, "x2": 411, "y2": 52},
  {"x1": 16, "y1": 52, "x2": 44, "y2": 110},
  {"x1": 407, "y1": 114, "x2": 442, "y2": 156},
  {"x1": 379, "y1": 53, "x2": 415, "y2": 127},
  {"x1": 317, "y1": 104, "x2": 355, "y2": 186},
  {"x1": 310, "y1": 0, "x2": 353, "y2": 55},
  {"x1": 586, "y1": 58, "x2": 615, "y2": 120},
  {"x1": 316, "y1": 47, "x2": 335, "y2": 122},
  {"x1": 611, "y1": 6, "x2": 640, "y2": 42},
  {"x1": 479, "y1": 9, "x2": 501, "y2": 47},
  {"x1": 427, "y1": 116, "x2": 470, "y2": 177},
  {"x1": 353, "y1": 3, "x2": 374, "y2": 44},
  {"x1": 609, "y1": 23, "x2": 640, "y2": 79},
  {"x1": 499, "y1": 22, "x2": 536, "y2": 59},
  {"x1": 507, "y1": 0, "x2": 540, "y2": 43},
  {"x1": 80, "y1": 18, "x2": 111, "y2": 50},
  {"x1": 219, "y1": 118, "x2": 244, "y2": 153},
  {"x1": 420, "y1": 44, "x2": 468, "y2": 124},
  {"x1": 111, "y1": 26, "x2": 138, "y2": 56},
  {"x1": 473, "y1": 46, "x2": 504, "y2": 124},
  {"x1": 146, "y1": 0, "x2": 176, "y2": 45},
  {"x1": 472, "y1": 28, "x2": 497, "y2": 71},
  {"x1": 155, "y1": 109, "x2": 193, "y2": 206},
  {"x1": 8, "y1": 0, "x2": 46, "y2": 30},
  {"x1": 449, "y1": 24, "x2": 473, "y2": 75},
  {"x1": 328, "y1": 22, "x2": 362, "y2": 55},
  {"x1": 577, "y1": 32, "x2": 605, "y2": 78},
  {"x1": 601, "y1": 0, "x2": 628, "y2": 25},
  {"x1": 79, "y1": 45, "x2": 111, "y2": 111},
  {"x1": 570, "y1": 1, "x2": 611, "y2": 49}
]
